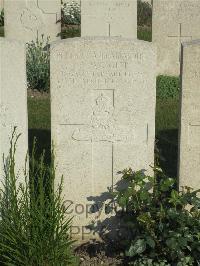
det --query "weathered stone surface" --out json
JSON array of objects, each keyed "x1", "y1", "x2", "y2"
[
  {"x1": 179, "y1": 40, "x2": 200, "y2": 190},
  {"x1": 4, "y1": 0, "x2": 61, "y2": 43},
  {"x1": 81, "y1": 0, "x2": 137, "y2": 38},
  {"x1": 153, "y1": 0, "x2": 200, "y2": 76},
  {"x1": 51, "y1": 37, "x2": 156, "y2": 240},
  {"x1": 0, "y1": 0, "x2": 3, "y2": 10},
  {"x1": 0, "y1": 38, "x2": 28, "y2": 181}
]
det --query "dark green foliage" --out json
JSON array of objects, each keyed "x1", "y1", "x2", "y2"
[
  {"x1": 0, "y1": 9, "x2": 4, "y2": 27},
  {"x1": 157, "y1": 75, "x2": 180, "y2": 99},
  {"x1": 26, "y1": 36, "x2": 50, "y2": 92},
  {"x1": 0, "y1": 132, "x2": 77, "y2": 265},
  {"x1": 138, "y1": 0, "x2": 152, "y2": 27},
  {"x1": 111, "y1": 168, "x2": 200, "y2": 265}
]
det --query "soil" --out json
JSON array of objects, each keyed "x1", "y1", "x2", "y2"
[{"x1": 75, "y1": 241, "x2": 128, "y2": 266}]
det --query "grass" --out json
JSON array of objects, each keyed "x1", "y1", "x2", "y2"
[
  {"x1": 138, "y1": 26, "x2": 152, "y2": 42},
  {"x1": 27, "y1": 94, "x2": 179, "y2": 178},
  {"x1": 28, "y1": 97, "x2": 51, "y2": 164}
]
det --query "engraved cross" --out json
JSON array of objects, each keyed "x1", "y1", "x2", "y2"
[{"x1": 168, "y1": 23, "x2": 192, "y2": 61}]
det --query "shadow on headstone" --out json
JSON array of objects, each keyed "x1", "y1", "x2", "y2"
[{"x1": 85, "y1": 178, "x2": 138, "y2": 254}]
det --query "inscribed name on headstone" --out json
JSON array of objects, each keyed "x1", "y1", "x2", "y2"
[
  {"x1": 153, "y1": 0, "x2": 200, "y2": 76},
  {"x1": 179, "y1": 40, "x2": 200, "y2": 190},
  {"x1": 51, "y1": 37, "x2": 156, "y2": 239},
  {"x1": 4, "y1": 0, "x2": 61, "y2": 43},
  {"x1": 0, "y1": 38, "x2": 28, "y2": 181},
  {"x1": 81, "y1": 0, "x2": 137, "y2": 38}
]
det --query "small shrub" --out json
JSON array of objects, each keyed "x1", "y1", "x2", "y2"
[
  {"x1": 110, "y1": 167, "x2": 200, "y2": 265},
  {"x1": 0, "y1": 132, "x2": 77, "y2": 265},
  {"x1": 157, "y1": 75, "x2": 180, "y2": 99},
  {"x1": 26, "y1": 36, "x2": 50, "y2": 92},
  {"x1": 62, "y1": 0, "x2": 81, "y2": 26},
  {"x1": 138, "y1": 0, "x2": 152, "y2": 27}
]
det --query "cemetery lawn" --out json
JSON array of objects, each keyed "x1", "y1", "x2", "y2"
[
  {"x1": 28, "y1": 95, "x2": 51, "y2": 164},
  {"x1": 28, "y1": 94, "x2": 179, "y2": 177}
]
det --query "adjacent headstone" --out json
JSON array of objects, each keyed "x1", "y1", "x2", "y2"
[
  {"x1": 51, "y1": 37, "x2": 156, "y2": 240},
  {"x1": 4, "y1": 0, "x2": 61, "y2": 43},
  {"x1": 0, "y1": 0, "x2": 3, "y2": 10},
  {"x1": 0, "y1": 38, "x2": 28, "y2": 181},
  {"x1": 153, "y1": 0, "x2": 200, "y2": 76},
  {"x1": 178, "y1": 40, "x2": 200, "y2": 190},
  {"x1": 81, "y1": 0, "x2": 137, "y2": 38}
]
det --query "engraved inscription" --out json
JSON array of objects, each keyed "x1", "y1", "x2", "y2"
[
  {"x1": 69, "y1": 93, "x2": 135, "y2": 143},
  {"x1": 60, "y1": 50, "x2": 144, "y2": 86},
  {"x1": 168, "y1": 23, "x2": 192, "y2": 61}
]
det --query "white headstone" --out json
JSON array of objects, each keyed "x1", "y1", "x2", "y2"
[
  {"x1": 179, "y1": 40, "x2": 200, "y2": 191},
  {"x1": 81, "y1": 0, "x2": 137, "y2": 38},
  {"x1": 153, "y1": 0, "x2": 200, "y2": 76},
  {"x1": 51, "y1": 37, "x2": 156, "y2": 240},
  {"x1": 0, "y1": 38, "x2": 28, "y2": 181},
  {"x1": 0, "y1": 0, "x2": 3, "y2": 10},
  {"x1": 4, "y1": 0, "x2": 61, "y2": 43}
]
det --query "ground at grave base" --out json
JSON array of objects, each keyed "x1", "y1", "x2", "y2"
[{"x1": 74, "y1": 241, "x2": 126, "y2": 265}]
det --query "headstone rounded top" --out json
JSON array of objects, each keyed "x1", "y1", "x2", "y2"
[{"x1": 51, "y1": 37, "x2": 156, "y2": 51}]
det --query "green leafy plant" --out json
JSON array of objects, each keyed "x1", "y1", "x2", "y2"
[
  {"x1": 0, "y1": 132, "x2": 77, "y2": 265},
  {"x1": 111, "y1": 167, "x2": 200, "y2": 265},
  {"x1": 157, "y1": 75, "x2": 180, "y2": 99},
  {"x1": 130, "y1": 256, "x2": 194, "y2": 265},
  {"x1": 26, "y1": 36, "x2": 50, "y2": 92},
  {"x1": 62, "y1": 0, "x2": 81, "y2": 26}
]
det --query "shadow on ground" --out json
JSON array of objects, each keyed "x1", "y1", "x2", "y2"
[
  {"x1": 28, "y1": 129, "x2": 51, "y2": 165},
  {"x1": 156, "y1": 128, "x2": 178, "y2": 178}
]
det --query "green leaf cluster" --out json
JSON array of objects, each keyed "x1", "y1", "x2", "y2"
[{"x1": 111, "y1": 167, "x2": 200, "y2": 264}]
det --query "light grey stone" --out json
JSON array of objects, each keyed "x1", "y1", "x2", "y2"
[
  {"x1": 0, "y1": 38, "x2": 28, "y2": 182},
  {"x1": 178, "y1": 40, "x2": 200, "y2": 191},
  {"x1": 0, "y1": 0, "x2": 3, "y2": 10},
  {"x1": 4, "y1": 0, "x2": 61, "y2": 43},
  {"x1": 153, "y1": 0, "x2": 200, "y2": 76},
  {"x1": 81, "y1": 0, "x2": 137, "y2": 38},
  {"x1": 51, "y1": 37, "x2": 156, "y2": 240}
]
